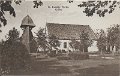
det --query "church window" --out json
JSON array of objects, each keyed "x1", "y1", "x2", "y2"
[{"x1": 64, "y1": 42, "x2": 67, "y2": 48}]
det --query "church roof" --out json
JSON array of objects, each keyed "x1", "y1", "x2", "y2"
[
  {"x1": 46, "y1": 23, "x2": 97, "y2": 40},
  {"x1": 21, "y1": 15, "x2": 35, "y2": 28}
]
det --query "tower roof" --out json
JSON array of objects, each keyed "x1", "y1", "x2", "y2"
[{"x1": 21, "y1": 15, "x2": 35, "y2": 28}]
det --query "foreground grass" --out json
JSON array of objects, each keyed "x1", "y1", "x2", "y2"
[{"x1": 8, "y1": 54, "x2": 120, "y2": 76}]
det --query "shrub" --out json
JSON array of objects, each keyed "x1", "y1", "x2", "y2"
[
  {"x1": 47, "y1": 50, "x2": 66, "y2": 57},
  {"x1": 1, "y1": 41, "x2": 31, "y2": 74},
  {"x1": 57, "y1": 56, "x2": 71, "y2": 60},
  {"x1": 47, "y1": 50, "x2": 57, "y2": 57},
  {"x1": 68, "y1": 52, "x2": 89, "y2": 60}
]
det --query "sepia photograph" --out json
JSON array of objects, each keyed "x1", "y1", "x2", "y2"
[{"x1": 0, "y1": 0, "x2": 120, "y2": 76}]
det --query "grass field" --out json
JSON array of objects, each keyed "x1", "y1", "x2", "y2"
[{"x1": 8, "y1": 54, "x2": 120, "y2": 76}]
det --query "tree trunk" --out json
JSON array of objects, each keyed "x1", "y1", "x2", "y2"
[
  {"x1": 99, "y1": 48, "x2": 102, "y2": 55},
  {"x1": 0, "y1": 53, "x2": 1, "y2": 75},
  {"x1": 43, "y1": 48, "x2": 45, "y2": 54},
  {"x1": 107, "y1": 45, "x2": 110, "y2": 52},
  {"x1": 84, "y1": 45, "x2": 88, "y2": 52},
  {"x1": 81, "y1": 45, "x2": 84, "y2": 52},
  {"x1": 112, "y1": 46, "x2": 115, "y2": 55},
  {"x1": 100, "y1": 49, "x2": 103, "y2": 55},
  {"x1": 0, "y1": 47, "x2": 2, "y2": 75}
]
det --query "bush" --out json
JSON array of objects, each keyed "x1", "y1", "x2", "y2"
[
  {"x1": 47, "y1": 50, "x2": 57, "y2": 57},
  {"x1": 47, "y1": 50, "x2": 66, "y2": 57},
  {"x1": 1, "y1": 41, "x2": 31, "y2": 74},
  {"x1": 68, "y1": 52, "x2": 89, "y2": 60},
  {"x1": 57, "y1": 56, "x2": 71, "y2": 60}
]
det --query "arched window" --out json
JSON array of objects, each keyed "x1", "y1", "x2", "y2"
[{"x1": 64, "y1": 42, "x2": 67, "y2": 48}]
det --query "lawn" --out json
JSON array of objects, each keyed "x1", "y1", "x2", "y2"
[{"x1": 8, "y1": 54, "x2": 120, "y2": 76}]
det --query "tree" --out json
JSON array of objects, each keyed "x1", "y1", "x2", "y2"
[
  {"x1": 1, "y1": 27, "x2": 31, "y2": 75},
  {"x1": 0, "y1": 0, "x2": 18, "y2": 32},
  {"x1": 107, "y1": 25, "x2": 120, "y2": 53},
  {"x1": 36, "y1": 28, "x2": 48, "y2": 52},
  {"x1": 67, "y1": 0, "x2": 73, "y2": 3},
  {"x1": 80, "y1": 31, "x2": 93, "y2": 52},
  {"x1": 0, "y1": 40, "x2": 4, "y2": 75},
  {"x1": 69, "y1": 39, "x2": 81, "y2": 51},
  {"x1": 97, "y1": 29, "x2": 107, "y2": 54},
  {"x1": 33, "y1": 0, "x2": 43, "y2": 8},
  {"x1": 48, "y1": 35, "x2": 60, "y2": 50},
  {"x1": 7, "y1": 27, "x2": 19, "y2": 40},
  {"x1": 78, "y1": 1, "x2": 120, "y2": 17},
  {"x1": 0, "y1": 0, "x2": 42, "y2": 32}
]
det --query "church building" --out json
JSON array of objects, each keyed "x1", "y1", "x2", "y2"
[{"x1": 46, "y1": 23, "x2": 98, "y2": 52}]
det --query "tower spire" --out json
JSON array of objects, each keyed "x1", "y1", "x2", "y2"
[{"x1": 26, "y1": 3, "x2": 29, "y2": 15}]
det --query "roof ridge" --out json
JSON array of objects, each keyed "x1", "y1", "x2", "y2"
[{"x1": 47, "y1": 23, "x2": 89, "y2": 26}]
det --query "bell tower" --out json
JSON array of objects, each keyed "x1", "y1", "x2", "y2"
[{"x1": 20, "y1": 15, "x2": 35, "y2": 53}]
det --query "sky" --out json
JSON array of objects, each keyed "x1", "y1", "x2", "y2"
[{"x1": 0, "y1": 1, "x2": 120, "y2": 40}]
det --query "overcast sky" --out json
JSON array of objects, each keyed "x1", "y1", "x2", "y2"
[{"x1": 0, "y1": 1, "x2": 120, "y2": 40}]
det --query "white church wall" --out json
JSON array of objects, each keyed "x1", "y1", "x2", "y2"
[
  {"x1": 58, "y1": 40, "x2": 73, "y2": 51},
  {"x1": 58, "y1": 40, "x2": 98, "y2": 52},
  {"x1": 88, "y1": 41, "x2": 98, "y2": 52}
]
